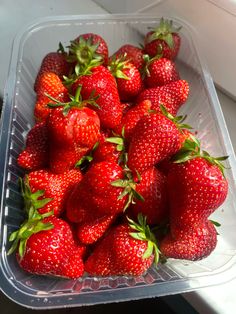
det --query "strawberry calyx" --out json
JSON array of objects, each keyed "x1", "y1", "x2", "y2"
[
  {"x1": 20, "y1": 176, "x2": 53, "y2": 215},
  {"x1": 8, "y1": 177, "x2": 54, "y2": 258},
  {"x1": 47, "y1": 84, "x2": 100, "y2": 116},
  {"x1": 160, "y1": 104, "x2": 192, "y2": 132},
  {"x1": 142, "y1": 45, "x2": 163, "y2": 78},
  {"x1": 172, "y1": 136, "x2": 229, "y2": 176},
  {"x1": 108, "y1": 53, "x2": 131, "y2": 80},
  {"x1": 127, "y1": 213, "x2": 161, "y2": 264},
  {"x1": 111, "y1": 166, "x2": 144, "y2": 211},
  {"x1": 67, "y1": 36, "x2": 103, "y2": 76},
  {"x1": 105, "y1": 127, "x2": 127, "y2": 164},
  {"x1": 75, "y1": 141, "x2": 99, "y2": 171},
  {"x1": 146, "y1": 17, "x2": 181, "y2": 48}
]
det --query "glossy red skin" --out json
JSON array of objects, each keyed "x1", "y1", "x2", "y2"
[
  {"x1": 93, "y1": 141, "x2": 121, "y2": 164},
  {"x1": 144, "y1": 58, "x2": 180, "y2": 88},
  {"x1": 17, "y1": 122, "x2": 48, "y2": 171},
  {"x1": 85, "y1": 223, "x2": 154, "y2": 276},
  {"x1": 75, "y1": 33, "x2": 109, "y2": 66},
  {"x1": 66, "y1": 161, "x2": 126, "y2": 221},
  {"x1": 74, "y1": 65, "x2": 122, "y2": 129},
  {"x1": 131, "y1": 167, "x2": 168, "y2": 225},
  {"x1": 17, "y1": 216, "x2": 84, "y2": 278},
  {"x1": 35, "y1": 72, "x2": 68, "y2": 98},
  {"x1": 144, "y1": 32, "x2": 181, "y2": 60},
  {"x1": 127, "y1": 113, "x2": 181, "y2": 173},
  {"x1": 160, "y1": 220, "x2": 217, "y2": 260},
  {"x1": 116, "y1": 63, "x2": 143, "y2": 102},
  {"x1": 114, "y1": 99, "x2": 151, "y2": 142},
  {"x1": 76, "y1": 214, "x2": 115, "y2": 244},
  {"x1": 167, "y1": 157, "x2": 228, "y2": 234},
  {"x1": 111, "y1": 44, "x2": 145, "y2": 70},
  {"x1": 136, "y1": 80, "x2": 189, "y2": 116},
  {"x1": 34, "y1": 52, "x2": 70, "y2": 93},
  {"x1": 27, "y1": 168, "x2": 82, "y2": 216},
  {"x1": 47, "y1": 106, "x2": 100, "y2": 173}
]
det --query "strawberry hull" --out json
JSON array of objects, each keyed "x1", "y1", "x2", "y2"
[{"x1": 1, "y1": 14, "x2": 236, "y2": 310}]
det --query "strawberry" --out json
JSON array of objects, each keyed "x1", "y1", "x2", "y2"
[
  {"x1": 69, "y1": 33, "x2": 109, "y2": 68},
  {"x1": 9, "y1": 214, "x2": 84, "y2": 279},
  {"x1": 130, "y1": 167, "x2": 168, "y2": 225},
  {"x1": 136, "y1": 80, "x2": 189, "y2": 116},
  {"x1": 111, "y1": 44, "x2": 145, "y2": 70},
  {"x1": 76, "y1": 214, "x2": 115, "y2": 244},
  {"x1": 46, "y1": 86, "x2": 100, "y2": 173},
  {"x1": 144, "y1": 18, "x2": 181, "y2": 60},
  {"x1": 17, "y1": 122, "x2": 48, "y2": 171},
  {"x1": 73, "y1": 65, "x2": 122, "y2": 129},
  {"x1": 127, "y1": 107, "x2": 187, "y2": 173},
  {"x1": 160, "y1": 220, "x2": 217, "y2": 260},
  {"x1": 85, "y1": 215, "x2": 160, "y2": 276},
  {"x1": 167, "y1": 147, "x2": 228, "y2": 233},
  {"x1": 93, "y1": 138, "x2": 123, "y2": 164},
  {"x1": 34, "y1": 71, "x2": 68, "y2": 98},
  {"x1": 114, "y1": 99, "x2": 152, "y2": 142},
  {"x1": 108, "y1": 55, "x2": 143, "y2": 102},
  {"x1": 160, "y1": 140, "x2": 228, "y2": 260},
  {"x1": 34, "y1": 49, "x2": 70, "y2": 92},
  {"x1": 143, "y1": 55, "x2": 180, "y2": 88},
  {"x1": 23, "y1": 168, "x2": 82, "y2": 216},
  {"x1": 68, "y1": 161, "x2": 127, "y2": 217}
]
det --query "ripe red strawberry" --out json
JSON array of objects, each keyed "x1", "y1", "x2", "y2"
[
  {"x1": 160, "y1": 220, "x2": 217, "y2": 260},
  {"x1": 167, "y1": 154, "x2": 228, "y2": 234},
  {"x1": 34, "y1": 51, "x2": 70, "y2": 92},
  {"x1": 76, "y1": 214, "x2": 115, "y2": 244},
  {"x1": 143, "y1": 56, "x2": 180, "y2": 88},
  {"x1": 69, "y1": 161, "x2": 127, "y2": 217},
  {"x1": 127, "y1": 109, "x2": 184, "y2": 173},
  {"x1": 9, "y1": 214, "x2": 84, "y2": 278},
  {"x1": 46, "y1": 89, "x2": 101, "y2": 174},
  {"x1": 111, "y1": 44, "x2": 145, "y2": 70},
  {"x1": 72, "y1": 65, "x2": 122, "y2": 129},
  {"x1": 114, "y1": 99, "x2": 152, "y2": 141},
  {"x1": 137, "y1": 80, "x2": 189, "y2": 116},
  {"x1": 93, "y1": 139, "x2": 123, "y2": 164},
  {"x1": 160, "y1": 141, "x2": 228, "y2": 260},
  {"x1": 85, "y1": 215, "x2": 159, "y2": 276},
  {"x1": 144, "y1": 18, "x2": 181, "y2": 60},
  {"x1": 17, "y1": 122, "x2": 48, "y2": 171},
  {"x1": 130, "y1": 167, "x2": 168, "y2": 225},
  {"x1": 34, "y1": 71, "x2": 68, "y2": 98},
  {"x1": 24, "y1": 168, "x2": 82, "y2": 216},
  {"x1": 108, "y1": 56, "x2": 143, "y2": 102},
  {"x1": 70, "y1": 33, "x2": 109, "y2": 67}
]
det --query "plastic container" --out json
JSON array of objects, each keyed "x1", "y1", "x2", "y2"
[{"x1": 1, "y1": 14, "x2": 236, "y2": 309}]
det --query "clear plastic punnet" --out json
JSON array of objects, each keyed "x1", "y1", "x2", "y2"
[{"x1": 0, "y1": 14, "x2": 236, "y2": 309}]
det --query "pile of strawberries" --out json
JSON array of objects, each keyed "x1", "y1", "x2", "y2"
[{"x1": 9, "y1": 18, "x2": 229, "y2": 279}]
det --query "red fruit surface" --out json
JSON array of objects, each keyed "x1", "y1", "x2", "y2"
[
  {"x1": 17, "y1": 122, "x2": 48, "y2": 171},
  {"x1": 85, "y1": 223, "x2": 154, "y2": 276},
  {"x1": 127, "y1": 113, "x2": 182, "y2": 173},
  {"x1": 144, "y1": 57, "x2": 180, "y2": 88},
  {"x1": 114, "y1": 99, "x2": 151, "y2": 141},
  {"x1": 137, "y1": 80, "x2": 189, "y2": 116},
  {"x1": 111, "y1": 44, "x2": 145, "y2": 70},
  {"x1": 160, "y1": 220, "x2": 217, "y2": 260},
  {"x1": 131, "y1": 167, "x2": 168, "y2": 225},
  {"x1": 35, "y1": 72, "x2": 68, "y2": 98},
  {"x1": 47, "y1": 106, "x2": 100, "y2": 173},
  {"x1": 17, "y1": 216, "x2": 84, "y2": 278},
  {"x1": 34, "y1": 52, "x2": 70, "y2": 92},
  {"x1": 74, "y1": 65, "x2": 122, "y2": 129},
  {"x1": 167, "y1": 157, "x2": 228, "y2": 232},
  {"x1": 27, "y1": 168, "x2": 82, "y2": 216}
]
